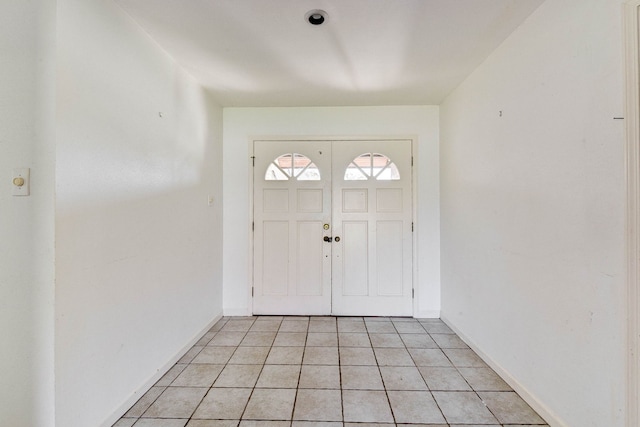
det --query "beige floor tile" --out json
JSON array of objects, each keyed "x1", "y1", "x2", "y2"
[
  {"x1": 155, "y1": 364, "x2": 188, "y2": 387},
  {"x1": 369, "y1": 333, "x2": 404, "y2": 348},
  {"x1": 379, "y1": 366, "x2": 428, "y2": 390},
  {"x1": 478, "y1": 391, "x2": 546, "y2": 425},
  {"x1": 209, "y1": 332, "x2": 246, "y2": 347},
  {"x1": 256, "y1": 365, "x2": 301, "y2": 388},
  {"x1": 243, "y1": 388, "x2": 296, "y2": 420},
  {"x1": 432, "y1": 391, "x2": 498, "y2": 424},
  {"x1": 303, "y1": 347, "x2": 339, "y2": 365},
  {"x1": 249, "y1": 321, "x2": 282, "y2": 332},
  {"x1": 221, "y1": 320, "x2": 254, "y2": 332},
  {"x1": 306, "y1": 332, "x2": 338, "y2": 347},
  {"x1": 240, "y1": 422, "x2": 289, "y2": 427},
  {"x1": 373, "y1": 348, "x2": 415, "y2": 366},
  {"x1": 346, "y1": 424, "x2": 395, "y2": 427},
  {"x1": 186, "y1": 421, "x2": 239, "y2": 427},
  {"x1": 293, "y1": 423, "x2": 342, "y2": 427},
  {"x1": 442, "y1": 349, "x2": 487, "y2": 367},
  {"x1": 308, "y1": 318, "x2": 336, "y2": 333},
  {"x1": 337, "y1": 319, "x2": 367, "y2": 333},
  {"x1": 293, "y1": 389, "x2": 342, "y2": 421},
  {"x1": 125, "y1": 386, "x2": 166, "y2": 417},
  {"x1": 273, "y1": 332, "x2": 307, "y2": 347},
  {"x1": 265, "y1": 346, "x2": 304, "y2": 365},
  {"x1": 340, "y1": 366, "x2": 384, "y2": 390},
  {"x1": 120, "y1": 316, "x2": 546, "y2": 427},
  {"x1": 178, "y1": 347, "x2": 204, "y2": 364},
  {"x1": 134, "y1": 420, "x2": 187, "y2": 427},
  {"x1": 278, "y1": 321, "x2": 309, "y2": 332},
  {"x1": 408, "y1": 348, "x2": 452, "y2": 367},
  {"x1": 209, "y1": 320, "x2": 227, "y2": 332},
  {"x1": 431, "y1": 334, "x2": 469, "y2": 349},
  {"x1": 192, "y1": 388, "x2": 251, "y2": 420},
  {"x1": 422, "y1": 323, "x2": 454, "y2": 334},
  {"x1": 112, "y1": 419, "x2": 136, "y2": 427},
  {"x1": 365, "y1": 322, "x2": 396, "y2": 333},
  {"x1": 418, "y1": 367, "x2": 472, "y2": 391},
  {"x1": 392, "y1": 321, "x2": 427, "y2": 334},
  {"x1": 171, "y1": 364, "x2": 224, "y2": 387},
  {"x1": 143, "y1": 387, "x2": 208, "y2": 418},
  {"x1": 447, "y1": 425, "x2": 500, "y2": 427},
  {"x1": 192, "y1": 347, "x2": 235, "y2": 365},
  {"x1": 342, "y1": 390, "x2": 393, "y2": 423},
  {"x1": 339, "y1": 347, "x2": 376, "y2": 366},
  {"x1": 388, "y1": 390, "x2": 446, "y2": 424},
  {"x1": 228, "y1": 347, "x2": 270, "y2": 365},
  {"x1": 240, "y1": 332, "x2": 276, "y2": 347},
  {"x1": 196, "y1": 332, "x2": 217, "y2": 346},
  {"x1": 213, "y1": 365, "x2": 262, "y2": 388},
  {"x1": 338, "y1": 333, "x2": 371, "y2": 347},
  {"x1": 400, "y1": 333, "x2": 438, "y2": 349},
  {"x1": 397, "y1": 425, "x2": 447, "y2": 427},
  {"x1": 458, "y1": 367, "x2": 512, "y2": 391},
  {"x1": 299, "y1": 365, "x2": 340, "y2": 389}
]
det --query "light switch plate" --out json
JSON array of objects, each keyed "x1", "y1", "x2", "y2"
[{"x1": 12, "y1": 168, "x2": 30, "y2": 196}]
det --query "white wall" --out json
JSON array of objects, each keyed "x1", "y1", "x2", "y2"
[
  {"x1": 440, "y1": 0, "x2": 625, "y2": 426},
  {"x1": 223, "y1": 106, "x2": 440, "y2": 317},
  {"x1": 0, "y1": 1, "x2": 56, "y2": 426},
  {"x1": 55, "y1": 1, "x2": 224, "y2": 426}
]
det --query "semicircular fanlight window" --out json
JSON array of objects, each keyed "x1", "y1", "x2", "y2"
[
  {"x1": 265, "y1": 153, "x2": 320, "y2": 181},
  {"x1": 344, "y1": 152, "x2": 400, "y2": 181}
]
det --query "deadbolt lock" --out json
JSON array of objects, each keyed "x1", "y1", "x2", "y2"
[{"x1": 323, "y1": 224, "x2": 330, "y2": 230}]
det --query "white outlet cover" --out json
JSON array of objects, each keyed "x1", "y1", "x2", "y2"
[{"x1": 12, "y1": 168, "x2": 30, "y2": 196}]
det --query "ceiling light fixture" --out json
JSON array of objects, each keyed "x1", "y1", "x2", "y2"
[{"x1": 306, "y1": 9, "x2": 327, "y2": 26}]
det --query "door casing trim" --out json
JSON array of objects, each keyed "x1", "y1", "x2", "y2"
[
  {"x1": 248, "y1": 135, "x2": 419, "y2": 317},
  {"x1": 625, "y1": 2, "x2": 640, "y2": 426}
]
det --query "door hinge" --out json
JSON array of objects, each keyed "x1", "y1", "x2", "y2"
[
  {"x1": 411, "y1": 222, "x2": 414, "y2": 232},
  {"x1": 251, "y1": 156, "x2": 255, "y2": 167},
  {"x1": 412, "y1": 288, "x2": 415, "y2": 299},
  {"x1": 252, "y1": 287, "x2": 254, "y2": 297},
  {"x1": 252, "y1": 222, "x2": 255, "y2": 231},
  {"x1": 411, "y1": 156, "x2": 414, "y2": 167}
]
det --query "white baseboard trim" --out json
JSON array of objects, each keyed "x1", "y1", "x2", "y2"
[
  {"x1": 101, "y1": 312, "x2": 223, "y2": 427},
  {"x1": 440, "y1": 314, "x2": 567, "y2": 427},
  {"x1": 415, "y1": 309, "x2": 441, "y2": 318},
  {"x1": 224, "y1": 307, "x2": 252, "y2": 316}
]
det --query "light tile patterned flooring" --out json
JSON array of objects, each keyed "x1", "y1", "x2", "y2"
[{"x1": 113, "y1": 316, "x2": 548, "y2": 427}]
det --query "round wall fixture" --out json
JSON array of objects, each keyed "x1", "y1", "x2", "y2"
[{"x1": 306, "y1": 9, "x2": 327, "y2": 25}]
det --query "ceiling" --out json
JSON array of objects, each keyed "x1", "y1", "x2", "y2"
[{"x1": 114, "y1": 0, "x2": 545, "y2": 107}]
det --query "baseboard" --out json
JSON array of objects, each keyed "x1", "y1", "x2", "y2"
[
  {"x1": 415, "y1": 309, "x2": 441, "y2": 318},
  {"x1": 224, "y1": 307, "x2": 252, "y2": 316},
  {"x1": 440, "y1": 314, "x2": 568, "y2": 427},
  {"x1": 101, "y1": 312, "x2": 223, "y2": 427}
]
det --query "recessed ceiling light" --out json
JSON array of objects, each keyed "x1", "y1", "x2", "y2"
[{"x1": 306, "y1": 9, "x2": 327, "y2": 26}]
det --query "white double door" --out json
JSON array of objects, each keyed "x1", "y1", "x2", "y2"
[{"x1": 253, "y1": 140, "x2": 412, "y2": 316}]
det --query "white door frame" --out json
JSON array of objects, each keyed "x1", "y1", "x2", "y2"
[
  {"x1": 625, "y1": 2, "x2": 640, "y2": 426},
  {"x1": 248, "y1": 136, "x2": 418, "y2": 317}
]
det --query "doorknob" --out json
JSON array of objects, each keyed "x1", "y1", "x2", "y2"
[
  {"x1": 334, "y1": 236, "x2": 340, "y2": 242},
  {"x1": 323, "y1": 236, "x2": 332, "y2": 242}
]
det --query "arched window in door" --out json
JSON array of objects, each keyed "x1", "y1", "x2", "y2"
[
  {"x1": 265, "y1": 153, "x2": 320, "y2": 181},
  {"x1": 344, "y1": 152, "x2": 400, "y2": 181}
]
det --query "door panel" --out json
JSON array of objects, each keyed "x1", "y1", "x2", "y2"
[
  {"x1": 253, "y1": 139, "x2": 412, "y2": 316},
  {"x1": 253, "y1": 141, "x2": 332, "y2": 315},
  {"x1": 331, "y1": 140, "x2": 413, "y2": 316}
]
